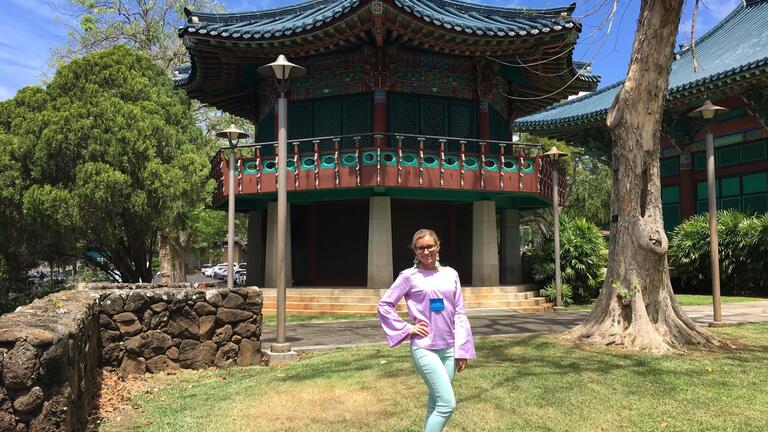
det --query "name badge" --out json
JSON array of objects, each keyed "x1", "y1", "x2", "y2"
[{"x1": 430, "y1": 298, "x2": 445, "y2": 312}]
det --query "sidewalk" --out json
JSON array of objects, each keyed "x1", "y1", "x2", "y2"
[{"x1": 260, "y1": 301, "x2": 768, "y2": 352}]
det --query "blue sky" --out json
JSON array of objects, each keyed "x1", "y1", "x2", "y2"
[{"x1": 0, "y1": 0, "x2": 742, "y2": 102}]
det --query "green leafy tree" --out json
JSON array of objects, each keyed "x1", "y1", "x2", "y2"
[
  {"x1": 564, "y1": 157, "x2": 612, "y2": 228},
  {"x1": 6, "y1": 46, "x2": 210, "y2": 282}
]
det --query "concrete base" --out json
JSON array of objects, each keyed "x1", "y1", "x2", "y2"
[
  {"x1": 707, "y1": 321, "x2": 731, "y2": 328},
  {"x1": 262, "y1": 348, "x2": 298, "y2": 366}
]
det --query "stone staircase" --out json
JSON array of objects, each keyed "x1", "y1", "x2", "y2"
[{"x1": 260, "y1": 284, "x2": 551, "y2": 316}]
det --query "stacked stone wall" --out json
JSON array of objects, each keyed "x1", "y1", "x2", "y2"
[
  {"x1": 95, "y1": 286, "x2": 263, "y2": 375},
  {"x1": 0, "y1": 284, "x2": 263, "y2": 431},
  {"x1": 0, "y1": 290, "x2": 100, "y2": 432}
]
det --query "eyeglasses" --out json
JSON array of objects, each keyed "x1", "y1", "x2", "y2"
[{"x1": 415, "y1": 245, "x2": 437, "y2": 253}]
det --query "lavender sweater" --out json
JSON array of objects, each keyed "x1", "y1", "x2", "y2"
[{"x1": 377, "y1": 266, "x2": 476, "y2": 359}]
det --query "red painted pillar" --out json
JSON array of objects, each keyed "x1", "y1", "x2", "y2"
[
  {"x1": 373, "y1": 89, "x2": 387, "y2": 135},
  {"x1": 679, "y1": 152, "x2": 696, "y2": 221},
  {"x1": 478, "y1": 99, "x2": 490, "y2": 141}
]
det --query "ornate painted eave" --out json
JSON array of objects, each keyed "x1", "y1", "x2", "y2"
[
  {"x1": 174, "y1": 0, "x2": 597, "y2": 119},
  {"x1": 180, "y1": 0, "x2": 577, "y2": 41},
  {"x1": 514, "y1": 0, "x2": 768, "y2": 141}
]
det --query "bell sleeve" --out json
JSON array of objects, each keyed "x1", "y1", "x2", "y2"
[
  {"x1": 453, "y1": 274, "x2": 476, "y2": 359},
  {"x1": 378, "y1": 272, "x2": 412, "y2": 348}
]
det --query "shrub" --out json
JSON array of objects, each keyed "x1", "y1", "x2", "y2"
[
  {"x1": 525, "y1": 215, "x2": 607, "y2": 303},
  {"x1": 540, "y1": 281, "x2": 573, "y2": 307},
  {"x1": 669, "y1": 210, "x2": 768, "y2": 295}
]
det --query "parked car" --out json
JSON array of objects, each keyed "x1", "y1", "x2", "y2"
[
  {"x1": 234, "y1": 263, "x2": 247, "y2": 286},
  {"x1": 201, "y1": 264, "x2": 213, "y2": 277},
  {"x1": 211, "y1": 263, "x2": 228, "y2": 280}
]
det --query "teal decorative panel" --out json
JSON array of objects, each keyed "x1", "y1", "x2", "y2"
[
  {"x1": 662, "y1": 204, "x2": 681, "y2": 232},
  {"x1": 740, "y1": 140, "x2": 767, "y2": 163},
  {"x1": 716, "y1": 146, "x2": 739, "y2": 167},
  {"x1": 743, "y1": 173, "x2": 768, "y2": 194},
  {"x1": 288, "y1": 101, "x2": 313, "y2": 140},
  {"x1": 340, "y1": 152, "x2": 358, "y2": 167},
  {"x1": 463, "y1": 157, "x2": 479, "y2": 170},
  {"x1": 743, "y1": 194, "x2": 768, "y2": 213},
  {"x1": 389, "y1": 93, "x2": 420, "y2": 149},
  {"x1": 501, "y1": 159, "x2": 517, "y2": 172},
  {"x1": 401, "y1": 152, "x2": 418, "y2": 166},
  {"x1": 720, "y1": 196, "x2": 741, "y2": 210},
  {"x1": 482, "y1": 157, "x2": 499, "y2": 171},
  {"x1": 694, "y1": 152, "x2": 706, "y2": 171},
  {"x1": 661, "y1": 185, "x2": 680, "y2": 204},
  {"x1": 659, "y1": 158, "x2": 679, "y2": 177},
  {"x1": 343, "y1": 94, "x2": 371, "y2": 147},
  {"x1": 449, "y1": 102, "x2": 475, "y2": 139},
  {"x1": 314, "y1": 98, "x2": 342, "y2": 138},
  {"x1": 720, "y1": 176, "x2": 740, "y2": 197}
]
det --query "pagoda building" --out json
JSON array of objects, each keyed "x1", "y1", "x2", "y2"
[
  {"x1": 516, "y1": 0, "x2": 768, "y2": 232},
  {"x1": 175, "y1": 0, "x2": 597, "y2": 292}
]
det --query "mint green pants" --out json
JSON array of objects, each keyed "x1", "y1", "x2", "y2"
[{"x1": 411, "y1": 346, "x2": 456, "y2": 432}]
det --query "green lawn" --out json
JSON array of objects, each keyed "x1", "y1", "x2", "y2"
[
  {"x1": 566, "y1": 294, "x2": 767, "y2": 312},
  {"x1": 101, "y1": 323, "x2": 768, "y2": 432}
]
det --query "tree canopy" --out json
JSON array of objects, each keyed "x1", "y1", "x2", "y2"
[{"x1": 0, "y1": 45, "x2": 211, "y2": 282}]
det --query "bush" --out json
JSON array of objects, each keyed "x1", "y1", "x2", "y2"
[
  {"x1": 669, "y1": 210, "x2": 768, "y2": 295},
  {"x1": 540, "y1": 281, "x2": 573, "y2": 307},
  {"x1": 525, "y1": 215, "x2": 607, "y2": 303}
]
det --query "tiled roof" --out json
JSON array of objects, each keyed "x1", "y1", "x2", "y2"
[
  {"x1": 515, "y1": 0, "x2": 768, "y2": 131},
  {"x1": 180, "y1": 0, "x2": 577, "y2": 40}
]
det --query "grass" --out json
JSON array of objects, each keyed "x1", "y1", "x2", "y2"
[
  {"x1": 565, "y1": 294, "x2": 767, "y2": 312},
  {"x1": 100, "y1": 323, "x2": 768, "y2": 432}
]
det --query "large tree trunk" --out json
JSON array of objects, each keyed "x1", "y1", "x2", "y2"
[
  {"x1": 158, "y1": 230, "x2": 191, "y2": 283},
  {"x1": 568, "y1": 0, "x2": 722, "y2": 353}
]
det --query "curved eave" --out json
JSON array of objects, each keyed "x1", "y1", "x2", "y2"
[
  {"x1": 514, "y1": 58, "x2": 768, "y2": 137},
  {"x1": 180, "y1": 0, "x2": 578, "y2": 42}
]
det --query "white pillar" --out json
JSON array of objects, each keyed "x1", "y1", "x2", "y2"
[
  {"x1": 246, "y1": 210, "x2": 265, "y2": 287},
  {"x1": 472, "y1": 200, "x2": 499, "y2": 287},
  {"x1": 367, "y1": 196, "x2": 394, "y2": 289},
  {"x1": 265, "y1": 202, "x2": 292, "y2": 288},
  {"x1": 501, "y1": 209, "x2": 522, "y2": 284}
]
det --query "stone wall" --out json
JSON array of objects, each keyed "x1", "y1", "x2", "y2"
[
  {"x1": 0, "y1": 290, "x2": 100, "y2": 432},
  {"x1": 96, "y1": 286, "x2": 263, "y2": 375},
  {"x1": 0, "y1": 284, "x2": 263, "y2": 432}
]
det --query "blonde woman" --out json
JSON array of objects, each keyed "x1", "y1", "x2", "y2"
[{"x1": 378, "y1": 228, "x2": 475, "y2": 432}]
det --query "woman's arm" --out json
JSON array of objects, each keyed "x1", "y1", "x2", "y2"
[
  {"x1": 378, "y1": 272, "x2": 414, "y2": 347},
  {"x1": 453, "y1": 272, "x2": 476, "y2": 359}
]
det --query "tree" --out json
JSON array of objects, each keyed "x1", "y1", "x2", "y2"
[
  {"x1": 7, "y1": 46, "x2": 210, "y2": 282},
  {"x1": 564, "y1": 158, "x2": 612, "y2": 228},
  {"x1": 568, "y1": 0, "x2": 722, "y2": 352},
  {"x1": 52, "y1": 0, "x2": 234, "y2": 282}
]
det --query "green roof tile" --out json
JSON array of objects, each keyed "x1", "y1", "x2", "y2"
[{"x1": 515, "y1": 0, "x2": 768, "y2": 132}]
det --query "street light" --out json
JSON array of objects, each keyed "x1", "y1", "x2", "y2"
[
  {"x1": 258, "y1": 55, "x2": 306, "y2": 354},
  {"x1": 688, "y1": 99, "x2": 729, "y2": 326},
  {"x1": 216, "y1": 124, "x2": 249, "y2": 291},
  {"x1": 544, "y1": 146, "x2": 568, "y2": 311}
]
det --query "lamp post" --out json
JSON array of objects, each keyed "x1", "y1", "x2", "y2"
[
  {"x1": 688, "y1": 100, "x2": 729, "y2": 326},
  {"x1": 258, "y1": 55, "x2": 306, "y2": 354},
  {"x1": 544, "y1": 146, "x2": 568, "y2": 311},
  {"x1": 216, "y1": 125, "x2": 249, "y2": 291}
]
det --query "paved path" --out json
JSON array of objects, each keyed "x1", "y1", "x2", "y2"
[{"x1": 260, "y1": 301, "x2": 768, "y2": 352}]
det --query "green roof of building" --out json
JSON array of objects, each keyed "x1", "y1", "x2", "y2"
[
  {"x1": 180, "y1": 0, "x2": 577, "y2": 40},
  {"x1": 514, "y1": 0, "x2": 768, "y2": 134}
]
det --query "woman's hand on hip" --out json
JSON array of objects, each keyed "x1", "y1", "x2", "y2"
[
  {"x1": 456, "y1": 358, "x2": 468, "y2": 373},
  {"x1": 408, "y1": 321, "x2": 430, "y2": 337}
]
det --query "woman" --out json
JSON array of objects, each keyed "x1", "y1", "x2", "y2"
[{"x1": 378, "y1": 228, "x2": 476, "y2": 432}]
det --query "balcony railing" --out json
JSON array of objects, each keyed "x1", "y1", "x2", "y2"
[{"x1": 211, "y1": 132, "x2": 566, "y2": 205}]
